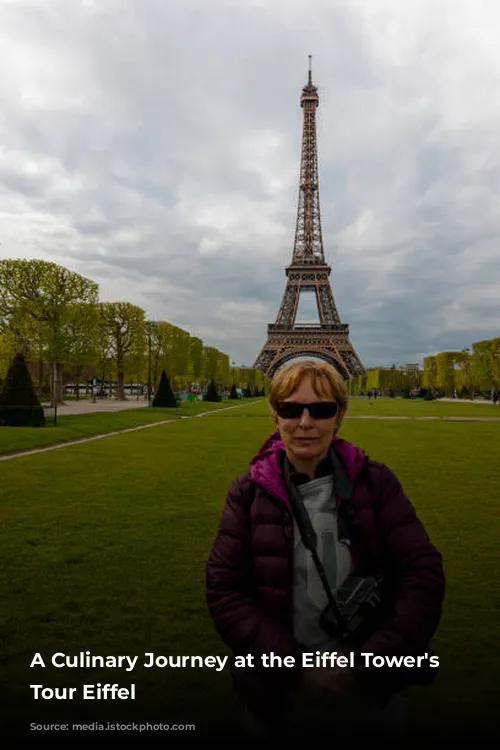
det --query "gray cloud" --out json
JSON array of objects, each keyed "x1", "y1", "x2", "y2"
[{"x1": 1, "y1": 0, "x2": 499, "y2": 369}]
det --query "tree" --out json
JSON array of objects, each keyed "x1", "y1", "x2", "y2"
[
  {"x1": 454, "y1": 351, "x2": 472, "y2": 397},
  {"x1": 204, "y1": 347, "x2": 220, "y2": 385},
  {"x1": 99, "y1": 302, "x2": 146, "y2": 400},
  {"x1": 152, "y1": 370, "x2": 178, "y2": 407},
  {"x1": 436, "y1": 352, "x2": 457, "y2": 396},
  {"x1": 189, "y1": 336, "x2": 204, "y2": 385},
  {"x1": 0, "y1": 259, "x2": 99, "y2": 404},
  {"x1": 148, "y1": 322, "x2": 190, "y2": 390},
  {"x1": 422, "y1": 356, "x2": 437, "y2": 392},
  {"x1": 62, "y1": 303, "x2": 100, "y2": 398},
  {"x1": 0, "y1": 352, "x2": 45, "y2": 427},
  {"x1": 471, "y1": 340, "x2": 494, "y2": 393},
  {"x1": 95, "y1": 313, "x2": 114, "y2": 396},
  {"x1": 218, "y1": 352, "x2": 231, "y2": 388},
  {"x1": 490, "y1": 338, "x2": 500, "y2": 389},
  {"x1": 246, "y1": 368, "x2": 256, "y2": 392},
  {"x1": 172, "y1": 326, "x2": 191, "y2": 390}
]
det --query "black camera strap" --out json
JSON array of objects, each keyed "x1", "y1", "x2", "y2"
[{"x1": 283, "y1": 448, "x2": 354, "y2": 638}]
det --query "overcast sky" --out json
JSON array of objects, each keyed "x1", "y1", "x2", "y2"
[{"x1": 1, "y1": 0, "x2": 499, "y2": 369}]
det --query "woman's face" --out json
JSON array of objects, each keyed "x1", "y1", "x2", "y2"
[{"x1": 275, "y1": 375, "x2": 338, "y2": 474}]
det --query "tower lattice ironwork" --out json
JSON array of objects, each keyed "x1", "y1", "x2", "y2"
[{"x1": 253, "y1": 59, "x2": 365, "y2": 379}]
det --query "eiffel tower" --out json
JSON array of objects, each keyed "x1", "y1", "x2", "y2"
[{"x1": 254, "y1": 59, "x2": 365, "y2": 380}]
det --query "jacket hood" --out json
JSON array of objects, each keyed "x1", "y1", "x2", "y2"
[{"x1": 249, "y1": 430, "x2": 367, "y2": 508}]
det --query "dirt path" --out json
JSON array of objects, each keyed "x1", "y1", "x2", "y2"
[{"x1": 43, "y1": 398, "x2": 149, "y2": 416}]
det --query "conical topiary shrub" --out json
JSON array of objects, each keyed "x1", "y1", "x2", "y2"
[
  {"x1": 152, "y1": 370, "x2": 178, "y2": 407},
  {"x1": 0, "y1": 352, "x2": 46, "y2": 427},
  {"x1": 229, "y1": 384, "x2": 238, "y2": 399},
  {"x1": 204, "y1": 379, "x2": 220, "y2": 402}
]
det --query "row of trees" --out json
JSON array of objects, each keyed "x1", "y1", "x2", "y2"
[
  {"x1": 348, "y1": 367, "x2": 420, "y2": 397},
  {"x1": 0, "y1": 259, "x2": 270, "y2": 403},
  {"x1": 421, "y1": 340, "x2": 500, "y2": 397},
  {"x1": 348, "y1": 338, "x2": 500, "y2": 398}
]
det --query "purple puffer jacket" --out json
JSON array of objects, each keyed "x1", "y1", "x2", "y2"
[{"x1": 206, "y1": 431, "x2": 445, "y2": 719}]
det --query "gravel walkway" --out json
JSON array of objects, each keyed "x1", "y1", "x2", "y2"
[{"x1": 42, "y1": 398, "x2": 150, "y2": 416}]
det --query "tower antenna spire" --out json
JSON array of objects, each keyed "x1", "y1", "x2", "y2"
[{"x1": 308, "y1": 54, "x2": 312, "y2": 84}]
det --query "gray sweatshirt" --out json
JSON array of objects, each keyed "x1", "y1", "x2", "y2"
[{"x1": 292, "y1": 474, "x2": 353, "y2": 651}]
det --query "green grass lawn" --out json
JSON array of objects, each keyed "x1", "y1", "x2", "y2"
[
  {"x1": 1, "y1": 395, "x2": 499, "y2": 458},
  {"x1": 0, "y1": 400, "x2": 498, "y2": 743},
  {"x1": 345, "y1": 395, "x2": 500, "y2": 417},
  {"x1": 0, "y1": 398, "x2": 259, "y2": 455}
]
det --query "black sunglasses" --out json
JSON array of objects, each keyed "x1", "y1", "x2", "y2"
[{"x1": 275, "y1": 401, "x2": 338, "y2": 420}]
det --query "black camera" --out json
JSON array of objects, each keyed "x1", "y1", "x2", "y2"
[{"x1": 320, "y1": 574, "x2": 384, "y2": 641}]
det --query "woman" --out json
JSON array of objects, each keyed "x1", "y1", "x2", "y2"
[{"x1": 206, "y1": 360, "x2": 445, "y2": 744}]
